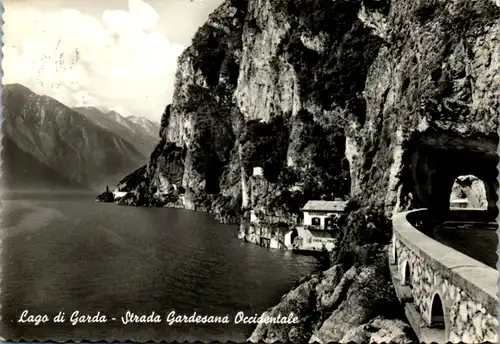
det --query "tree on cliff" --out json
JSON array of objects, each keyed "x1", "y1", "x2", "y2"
[{"x1": 332, "y1": 201, "x2": 392, "y2": 267}]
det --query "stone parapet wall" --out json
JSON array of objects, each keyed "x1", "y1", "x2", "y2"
[
  {"x1": 392, "y1": 210, "x2": 498, "y2": 343},
  {"x1": 394, "y1": 238, "x2": 498, "y2": 342}
]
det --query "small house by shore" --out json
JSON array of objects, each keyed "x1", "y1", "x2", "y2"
[
  {"x1": 285, "y1": 200, "x2": 347, "y2": 252},
  {"x1": 302, "y1": 200, "x2": 347, "y2": 229}
]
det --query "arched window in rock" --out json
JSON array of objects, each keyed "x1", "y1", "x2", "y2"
[{"x1": 449, "y1": 175, "x2": 487, "y2": 210}]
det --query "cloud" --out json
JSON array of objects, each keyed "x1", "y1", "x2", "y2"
[{"x1": 2, "y1": 0, "x2": 185, "y2": 121}]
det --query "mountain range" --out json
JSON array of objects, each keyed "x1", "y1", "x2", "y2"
[
  {"x1": 2, "y1": 83, "x2": 160, "y2": 191},
  {"x1": 73, "y1": 107, "x2": 160, "y2": 157}
]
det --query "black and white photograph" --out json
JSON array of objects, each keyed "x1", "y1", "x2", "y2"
[{"x1": 0, "y1": 0, "x2": 499, "y2": 342}]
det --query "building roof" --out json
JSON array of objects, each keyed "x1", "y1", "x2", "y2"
[{"x1": 302, "y1": 200, "x2": 347, "y2": 212}]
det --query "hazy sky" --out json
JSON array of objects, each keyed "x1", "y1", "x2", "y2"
[{"x1": 3, "y1": 0, "x2": 224, "y2": 122}]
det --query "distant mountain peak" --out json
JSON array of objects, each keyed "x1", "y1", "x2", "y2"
[
  {"x1": 126, "y1": 115, "x2": 161, "y2": 137},
  {"x1": 127, "y1": 115, "x2": 158, "y2": 125},
  {"x1": 73, "y1": 106, "x2": 161, "y2": 156}
]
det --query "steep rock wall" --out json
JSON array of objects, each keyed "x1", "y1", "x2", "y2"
[
  {"x1": 117, "y1": 0, "x2": 499, "y2": 228},
  {"x1": 113, "y1": 0, "x2": 499, "y2": 342},
  {"x1": 348, "y1": 0, "x2": 499, "y2": 214},
  {"x1": 117, "y1": 0, "x2": 248, "y2": 220}
]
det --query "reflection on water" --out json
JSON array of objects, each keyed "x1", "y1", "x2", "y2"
[{"x1": 1, "y1": 191, "x2": 320, "y2": 342}]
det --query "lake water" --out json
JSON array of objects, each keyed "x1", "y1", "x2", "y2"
[{"x1": 0, "y1": 191, "x2": 321, "y2": 342}]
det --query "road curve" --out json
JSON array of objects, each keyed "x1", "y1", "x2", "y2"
[{"x1": 433, "y1": 224, "x2": 498, "y2": 269}]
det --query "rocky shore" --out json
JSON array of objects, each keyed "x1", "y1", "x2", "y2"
[
  {"x1": 248, "y1": 257, "x2": 415, "y2": 343},
  {"x1": 245, "y1": 203, "x2": 417, "y2": 343},
  {"x1": 96, "y1": 189, "x2": 114, "y2": 203},
  {"x1": 96, "y1": 189, "x2": 184, "y2": 208}
]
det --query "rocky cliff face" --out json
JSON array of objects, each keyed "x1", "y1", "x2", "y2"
[
  {"x1": 118, "y1": 0, "x2": 361, "y2": 222},
  {"x1": 118, "y1": 0, "x2": 498, "y2": 220},
  {"x1": 116, "y1": 0, "x2": 248, "y2": 220},
  {"x1": 116, "y1": 0, "x2": 498, "y2": 341},
  {"x1": 347, "y1": 0, "x2": 499, "y2": 215}
]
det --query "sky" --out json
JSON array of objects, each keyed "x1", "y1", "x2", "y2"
[{"x1": 2, "y1": 0, "x2": 224, "y2": 122}]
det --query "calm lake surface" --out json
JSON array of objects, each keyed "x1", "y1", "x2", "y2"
[{"x1": 0, "y1": 191, "x2": 320, "y2": 342}]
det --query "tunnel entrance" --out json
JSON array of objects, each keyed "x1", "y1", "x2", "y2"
[
  {"x1": 401, "y1": 132, "x2": 498, "y2": 219},
  {"x1": 449, "y1": 175, "x2": 488, "y2": 210}
]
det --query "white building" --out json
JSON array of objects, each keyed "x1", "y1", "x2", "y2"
[
  {"x1": 302, "y1": 200, "x2": 347, "y2": 230},
  {"x1": 450, "y1": 198, "x2": 469, "y2": 209},
  {"x1": 253, "y1": 167, "x2": 264, "y2": 176},
  {"x1": 284, "y1": 200, "x2": 347, "y2": 251},
  {"x1": 285, "y1": 226, "x2": 337, "y2": 251}
]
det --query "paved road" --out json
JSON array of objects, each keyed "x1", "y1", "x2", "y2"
[{"x1": 434, "y1": 222, "x2": 498, "y2": 269}]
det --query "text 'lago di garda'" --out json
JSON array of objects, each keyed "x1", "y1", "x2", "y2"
[{"x1": 17, "y1": 310, "x2": 300, "y2": 326}]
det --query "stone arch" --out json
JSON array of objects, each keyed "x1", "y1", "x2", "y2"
[
  {"x1": 429, "y1": 292, "x2": 448, "y2": 342},
  {"x1": 403, "y1": 261, "x2": 412, "y2": 286},
  {"x1": 399, "y1": 259, "x2": 408, "y2": 285},
  {"x1": 449, "y1": 174, "x2": 488, "y2": 210}
]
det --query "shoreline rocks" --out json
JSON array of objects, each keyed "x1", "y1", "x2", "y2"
[
  {"x1": 96, "y1": 190, "x2": 114, "y2": 203},
  {"x1": 249, "y1": 259, "x2": 416, "y2": 344}
]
